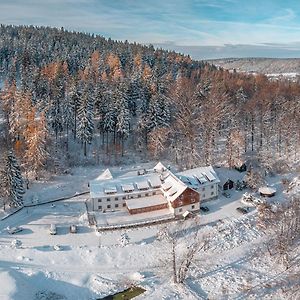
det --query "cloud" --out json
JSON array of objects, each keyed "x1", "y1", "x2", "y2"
[
  {"x1": 1, "y1": 0, "x2": 300, "y2": 58},
  {"x1": 153, "y1": 42, "x2": 300, "y2": 60}
]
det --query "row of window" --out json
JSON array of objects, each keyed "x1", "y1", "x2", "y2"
[
  {"x1": 178, "y1": 204, "x2": 196, "y2": 213},
  {"x1": 202, "y1": 191, "x2": 215, "y2": 198},
  {"x1": 98, "y1": 203, "x2": 127, "y2": 210},
  {"x1": 201, "y1": 185, "x2": 215, "y2": 191},
  {"x1": 97, "y1": 191, "x2": 158, "y2": 203}
]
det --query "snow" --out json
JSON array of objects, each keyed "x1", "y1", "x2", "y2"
[
  {"x1": 94, "y1": 168, "x2": 113, "y2": 181},
  {"x1": 89, "y1": 172, "x2": 162, "y2": 198},
  {"x1": 258, "y1": 186, "x2": 276, "y2": 195},
  {"x1": 125, "y1": 194, "x2": 167, "y2": 210},
  {"x1": 95, "y1": 208, "x2": 174, "y2": 227},
  {"x1": 0, "y1": 271, "x2": 16, "y2": 300},
  {"x1": 177, "y1": 165, "x2": 220, "y2": 185},
  {"x1": 0, "y1": 162, "x2": 298, "y2": 299}
]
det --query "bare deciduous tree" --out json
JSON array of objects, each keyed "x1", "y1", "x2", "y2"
[{"x1": 157, "y1": 219, "x2": 210, "y2": 284}]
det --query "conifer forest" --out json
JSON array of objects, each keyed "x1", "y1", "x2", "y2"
[{"x1": 0, "y1": 25, "x2": 299, "y2": 207}]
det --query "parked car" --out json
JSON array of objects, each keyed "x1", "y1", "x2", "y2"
[
  {"x1": 8, "y1": 226, "x2": 23, "y2": 234},
  {"x1": 69, "y1": 225, "x2": 77, "y2": 233},
  {"x1": 200, "y1": 206, "x2": 209, "y2": 212},
  {"x1": 222, "y1": 192, "x2": 231, "y2": 198},
  {"x1": 236, "y1": 207, "x2": 250, "y2": 214},
  {"x1": 49, "y1": 224, "x2": 57, "y2": 235}
]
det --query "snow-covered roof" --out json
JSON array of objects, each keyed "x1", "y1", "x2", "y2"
[
  {"x1": 125, "y1": 195, "x2": 167, "y2": 210},
  {"x1": 136, "y1": 181, "x2": 149, "y2": 190},
  {"x1": 90, "y1": 172, "x2": 163, "y2": 198},
  {"x1": 148, "y1": 176, "x2": 162, "y2": 188},
  {"x1": 104, "y1": 187, "x2": 117, "y2": 194},
  {"x1": 90, "y1": 162, "x2": 211, "y2": 202},
  {"x1": 162, "y1": 181, "x2": 172, "y2": 191},
  {"x1": 162, "y1": 171, "x2": 188, "y2": 203},
  {"x1": 122, "y1": 184, "x2": 135, "y2": 192},
  {"x1": 93, "y1": 169, "x2": 113, "y2": 181},
  {"x1": 153, "y1": 162, "x2": 167, "y2": 173},
  {"x1": 176, "y1": 166, "x2": 220, "y2": 188},
  {"x1": 215, "y1": 167, "x2": 246, "y2": 185},
  {"x1": 258, "y1": 186, "x2": 276, "y2": 195}
]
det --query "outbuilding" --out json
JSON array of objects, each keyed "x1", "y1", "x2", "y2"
[
  {"x1": 223, "y1": 179, "x2": 234, "y2": 190},
  {"x1": 258, "y1": 186, "x2": 276, "y2": 197}
]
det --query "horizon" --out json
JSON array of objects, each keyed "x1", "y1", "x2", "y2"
[{"x1": 1, "y1": 0, "x2": 300, "y2": 59}]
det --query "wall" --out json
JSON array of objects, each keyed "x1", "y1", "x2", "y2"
[
  {"x1": 198, "y1": 183, "x2": 218, "y2": 201},
  {"x1": 128, "y1": 203, "x2": 168, "y2": 215},
  {"x1": 171, "y1": 187, "x2": 200, "y2": 209},
  {"x1": 173, "y1": 202, "x2": 200, "y2": 216}
]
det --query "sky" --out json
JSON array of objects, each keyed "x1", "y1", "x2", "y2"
[{"x1": 1, "y1": 0, "x2": 300, "y2": 59}]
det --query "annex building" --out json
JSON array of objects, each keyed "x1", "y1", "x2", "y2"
[{"x1": 89, "y1": 162, "x2": 220, "y2": 216}]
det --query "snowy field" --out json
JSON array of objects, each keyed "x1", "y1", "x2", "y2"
[{"x1": 0, "y1": 163, "x2": 298, "y2": 299}]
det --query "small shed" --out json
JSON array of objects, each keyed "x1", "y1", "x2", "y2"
[
  {"x1": 258, "y1": 186, "x2": 276, "y2": 197},
  {"x1": 223, "y1": 179, "x2": 234, "y2": 190}
]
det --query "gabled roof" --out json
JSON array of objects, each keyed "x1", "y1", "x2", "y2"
[
  {"x1": 177, "y1": 166, "x2": 220, "y2": 187},
  {"x1": 162, "y1": 170, "x2": 189, "y2": 203},
  {"x1": 94, "y1": 169, "x2": 113, "y2": 181},
  {"x1": 154, "y1": 162, "x2": 167, "y2": 173}
]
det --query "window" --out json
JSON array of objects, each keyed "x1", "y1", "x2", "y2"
[
  {"x1": 145, "y1": 193, "x2": 149, "y2": 196},
  {"x1": 191, "y1": 198, "x2": 196, "y2": 203},
  {"x1": 130, "y1": 195, "x2": 134, "y2": 199},
  {"x1": 122, "y1": 196, "x2": 126, "y2": 200},
  {"x1": 202, "y1": 187, "x2": 205, "y2": 191},
  {"x1": 138, "y1": 194, "x2": 141, "y2": 198},
  {"x1": 98, "y1": 199, "x2": 102, "y2": 202},
  {"x1": 153, "y1": 191, "x2": 156, "y2": 195},
  {"x1": 123, "y1": 203, "x2": 126, "y2": 207},
  {"x1": 211, "y1": 185, "x2": 214, "y2": 189},
  {"x1": 98, "y1": 206, "x2": 102, "y2": 210},
  {"x1": 115, "y1": 204, "x2": 119, "y2": 208},
  {"x1": 107, "y1": 205, "x2": 111, "y2": 209},
  {"x1": 191, "y1": 205, "x2": 195, "y2": 209},
  {"x1": 179, "y1": 208, "x2": 182, "y2": 212},
  {"x1": 202, "y1": 194, "x2": 205, "y2": 198},
  {"x1": 115, "y1": 197, "x2": 118, "y2": 201},
  {"x1": 107, "y1": 198, "x2": 110, "y2": 201},
  {"x1": 211, "y1": 191, "x2": 214, "y2": 196}
]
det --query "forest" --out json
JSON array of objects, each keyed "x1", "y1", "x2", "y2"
[{"x1": 0, "y1": 25, "x2": 299, "y2": 208}]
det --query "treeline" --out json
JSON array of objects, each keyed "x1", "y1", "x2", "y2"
[{"x1": 0, "y1": 25, "x2": 299, "y2": 187}]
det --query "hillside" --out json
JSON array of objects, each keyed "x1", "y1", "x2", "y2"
[{"x1": 208, "y1": 58, "x2": 300, "y2": 75}]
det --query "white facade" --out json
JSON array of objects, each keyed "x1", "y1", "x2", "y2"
[
  {"x1": 89, "y1": 163, "x2": 219, "y2": 216},
  {"x1": 176, "y1": 166, "x2": 220, "y2": 202}
]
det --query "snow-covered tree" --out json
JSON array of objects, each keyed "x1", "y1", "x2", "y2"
[
  {"x1": 24, "y1": 111, "x2": 49, "y2": 179},
  {"x1": 119, "y1": 232, "x2": 130, "y2": 247},
  {"x1": 77, "y1": 85, "x2": 94, "y2": 156},
  {"x1": 3, "y1": 151, "x2": 24, "y2": 207}
]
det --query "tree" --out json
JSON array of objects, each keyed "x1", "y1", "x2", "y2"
[
  {"x1": 77, "y1": 85, "x2": 94, "y2": 156},
  {"x1": 119, "y1": 232, "x2": 130, "y2": 247},
  {"x1": 226, "y1": 129, "x2": 245, "y2": 168},
  {"x1": 115, "y1": 83, "x2": 131, "y2": 156},
  {"x1": 157, "y1": 220, "x2": 210, "y2": 284},
  {"x1": 24, "y1": 111, "x2": 49, "y2": 179},
  {"x1": 3, "y1": 151, "x2": 24, "y2": 208}
]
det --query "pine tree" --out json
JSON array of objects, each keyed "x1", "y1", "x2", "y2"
[
  {"x1": 113, "y1": 82, "x2": 131, "y2": 155},
  {"x1": 4, "y1": 151, "x2": 24, "y2": 207},
  {"x1": 77, "y1": 85, "x2": 94, "y2": 156}
]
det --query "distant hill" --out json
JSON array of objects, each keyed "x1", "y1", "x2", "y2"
[{"x1": 207, "y1": 58, "x2": 300, "y2": 75}]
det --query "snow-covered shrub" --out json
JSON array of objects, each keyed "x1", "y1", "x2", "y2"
[{"x1": 119, "y1": 232, "x2": 130, "y2": 247}]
